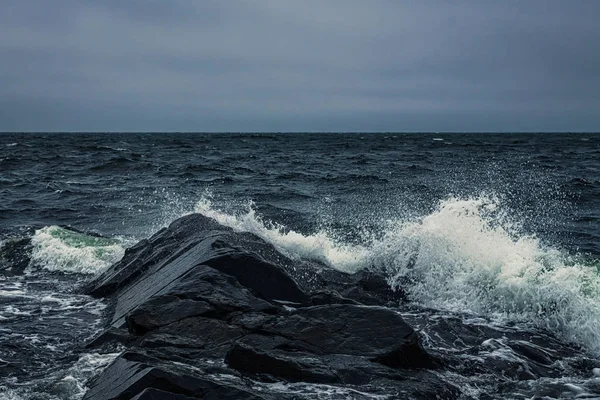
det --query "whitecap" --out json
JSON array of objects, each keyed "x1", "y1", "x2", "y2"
[
  {"x1": 193, "y1": 194, "x2": 600, "y2": 353},
  {"x1": 29, "y1": 226, "x2": 126, "y2": 274},
  {"x1": 194, "y1": 197, "x2": 370, "y2": 272}
]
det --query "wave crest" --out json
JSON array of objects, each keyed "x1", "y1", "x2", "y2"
[
  {"x1": 194, "y1": 195, "x2": 600, "y2": 352},
  {"x1": 29, "y1": 226, "x2": 126, "y2": 274}
]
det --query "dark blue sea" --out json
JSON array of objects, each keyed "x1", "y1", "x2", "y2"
[{"x1": 1, "y1": 132, "x2": 599, "y2": 399}]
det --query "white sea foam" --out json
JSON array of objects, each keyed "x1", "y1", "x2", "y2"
[
  {"x1": 372, "y1": 197, "x2": 600, "y2": 353},
  {"x1": 0, "y1": 389, "x2": 24, "y2": 400},
  {"x1": 0, "y1": 289, "x2": 26, "y2": 297},
  {"x1": 3, "y1": 352, "x2": 121, "y2": 400},
  {"x1": 53, "y1": 352, "x2": 121, "y2": 399},
  {"x1": 254, "y1": 381, "x2": 391, "y2": 399},
  {"x1": 194, "y1": 195, "x2": 600, "y2": 352},
  {"x1": 29, "y1": 226, "x2": 125, "y2": 274},
  {"x1": 195, "y1": 197, "x2": 371, "y2": 271}
]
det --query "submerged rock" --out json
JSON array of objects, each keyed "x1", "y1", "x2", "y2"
[
  {"x1": 83, "y1": 214, "x2": 457, "y2": 400},
  {"x1": 0, "y1": 236, "x2": 32, "y2": 275}
]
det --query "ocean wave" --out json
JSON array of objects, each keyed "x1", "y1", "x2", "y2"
[
  {"x1": 193, "y1": 195, "x2": 600, "y2": 353},
  {"x1": 88, "y1": 156, "x2": 150, "y2": 172},
  {"x1": 569, "y1": 177, "x2": 597, "y2": 186},
  {"x1": 0, "y1": 156, "x2": 21, "y2": 171},
  {"x1": 29, "y1": 226, "x2": 126, "y2": 274},
  {"x1": 183, "y1": 163, "x2": 226, "y2": 173},
  {"x1": 320, "y1": 174, "x2": 389, "y2": 184},
  {"x1": 194, "y1": 197, "x2": 371, "y2": 271}
]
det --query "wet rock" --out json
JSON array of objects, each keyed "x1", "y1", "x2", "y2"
[
  {"x1": 130, "y1": 388, "x2": 199, "y2": 400},
  {"x1": 261, "y1": 304, "x2": 433, "y2": 368},
  {"x1": 86, "y1": 214, "x2": 226, "y2": 297},
  {"x1": 315, "y1": 268, "x2": 406, "y2": 306},
  {"x1": 225, "y1": 338, "x2": 339, "y2": 383},
  {"x1": 138, "y1": 316, "x2": 246, "y2": 361},
  {"x1": 348, "y1": 270, "x2": 407, "y2": 304},
  {"x1": 125, "y1": 264, "x2": 277, "y2": 335},
  {"x1": 83, "y1": 352, "x2": 270, "y2": 400},
  {"x1": 224, "y1": 340, "x2": 459, "y2": 399},
  {"x1": 87, "y1": 215, "x2": 307, "y2": 330},
  {"x1": 87, "y1": 214, "x2": 310, "y2": 303},
  {"x1": 309, "y1": 290, "x2": 360, "y2": 306},
  {"x1": 84, "y1": 213, "x2": 448, "y2": 399},
  {"x1": 86, "y1": 327, "x2": 133, "y2": 349},
  {"x1": 201, "y1": 241, "x2": 309, "y2": 304}
]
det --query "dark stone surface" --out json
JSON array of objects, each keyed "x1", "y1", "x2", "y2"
[
  {"x1": 125, "y1": 264, "x2": 277, "y2": 335},
  {"x1": 87, "y1": 215, "x2": 309, "y2": 330},
  {"x1": 314, "y1": 269, "x2": 407, "y2": 306},
  {"x1": 225, "y1": 337, "x2": 340, "y2": 383},
  {"x1": 130, "y1": 388, "x2": 199, "y2": 400},
  {"x1": 86, "y1": 327, "x2": 133, "y2": 349},
  {"x1": 84, "y1": 352, "x2": 268, "y2": 400},
  {"x1": 225, "y1": 339, "x2": 459, "y2": 398},
  {"x1": 0, "y1": 236, "x2": 31, "y2": 275},
  {"x1": 83, "y1": 214, "x2": 461, "y2": 400},
  {"x1": 261, "y1": 304, "x2": 432, "y2": 367}
]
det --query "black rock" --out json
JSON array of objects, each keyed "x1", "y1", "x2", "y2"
[
  {"x1": 225, "y1": 337, "x2": 339, "y2": 383},
  {"x1": 201, "y1": 240, "x2": 309, "y2": 304},
  {"x1": 315, "y1": 268, "x2": 407, "y2": 306},
  {"x1": 86, "y1": 327, "x2": 133, "y2": 349},
  {"x1": 87, "y1": 215, "x2": 309, "y2": 331},
  {"x1": 225, "y1": 338, "x2": 459, "y2": 398},
  {"x1": 260, "y1": 304, "x2": 433, "y2": 368},
  {"x1": 86, "y1": 214, "x2": 227, "y2": 298},
  {"x1": 83, "y1": 214, "x2": 449, "y2": 400},
  {"x1": 125, "y1": 264, "x2": 277, "y2": 335},
  {"x1": 138, "y1": 316, "x2": 246, "y2": 360},
  {"x1": 130, "y1": 388, "x2": 199, "y2": 400},
  {"x1": 83, "y1": 352, "x2": 270, "y2": 400}
]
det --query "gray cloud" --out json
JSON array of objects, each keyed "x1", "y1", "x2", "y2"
[{"x1": 1, "y1": 0, "x2": 599, "y2": 132}]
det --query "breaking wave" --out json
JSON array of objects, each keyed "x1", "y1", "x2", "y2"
[
  {"x1": 29, "y1": 226, "x2": 126, "y2": 274},
  {"x1": 194, "y1": 195, "x2": 600, "y2": 352}
]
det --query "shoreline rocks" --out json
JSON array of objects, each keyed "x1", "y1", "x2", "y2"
[{"x1": 83, "y1": 213, "x2": 453, "y2": 399}]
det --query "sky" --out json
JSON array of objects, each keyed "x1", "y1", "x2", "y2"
[{"x1": 1, "y1": 0, "x2": 599, "y2": 132}]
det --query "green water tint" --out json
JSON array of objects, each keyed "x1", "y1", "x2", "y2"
[
  {"x1": 48, "y1": 226, "x2": 120, "y2": 247},
  {"x1": 29, "y1": 225, "x2": 126, "y2": 274},
  {"x1": 568, "y1": 253, "x2": 600, "y2": 297},
  {"x1": 47, "y1": 226, "x2": 121, "y2": 256}
]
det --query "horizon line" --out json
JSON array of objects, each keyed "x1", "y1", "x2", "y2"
[{"x1": 1, "y1": 131, "x2": 599, "y2": 134}]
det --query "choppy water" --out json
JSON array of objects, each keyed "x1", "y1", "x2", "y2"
[{"x1": 0, "y1": 132, "x2": 599, "y2": 399}]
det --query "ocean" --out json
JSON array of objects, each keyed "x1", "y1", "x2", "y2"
[{"x1": 0, "y1": 132, "x2": 599, "y2": 399}]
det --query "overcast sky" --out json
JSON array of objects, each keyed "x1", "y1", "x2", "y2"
[{"x1": 1, "y1": 1, "x2": 599, "y2": 132}]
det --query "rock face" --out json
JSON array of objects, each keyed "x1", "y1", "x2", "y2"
[{"x1": 83, "y1": 214, "x2": 457, "y2": 400}]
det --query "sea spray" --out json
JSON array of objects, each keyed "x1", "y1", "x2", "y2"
[
  {"x1": 372, "y1": 197, "x2": 600, "y2": 351},
  {"x1": 194, "y1": 194, "x2": 600, "y2": 352},
  {"x1": 194, "y1": 196, "x2": 372, "y2": 271}
]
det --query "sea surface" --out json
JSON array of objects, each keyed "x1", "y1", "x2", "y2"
[{"x1": 0, "y1": 132, "x2": 599, "y2": 399}]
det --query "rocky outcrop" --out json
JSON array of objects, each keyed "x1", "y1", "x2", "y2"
[
  {"x1": 83, "y1": 213, "x2": 457, "y2": 399},
  {"x1": 0, "y1": 236, "x2": 32, "y2": 275}
]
